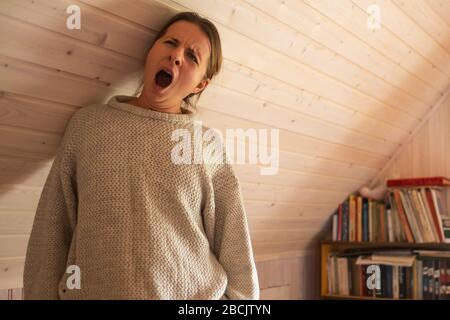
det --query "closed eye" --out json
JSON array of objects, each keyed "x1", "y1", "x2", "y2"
[{"x1": 187, "y1": 52, "x2": 198, "y2": 63}]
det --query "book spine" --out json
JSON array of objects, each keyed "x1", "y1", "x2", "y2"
[
  {"x1": 425, "y1": 188, "x2": 445, "y2": 242},
  {"x1": 387, "y1": 177, "x2": 450, "y2": 187},
  {"x1": 357, "y1": 196, "x2": 362, "y2": 242},
  {"x1": 342, "y1": 200, "x2": 349, "y2": 242},
  {"x1": 362, "y1": 198, "x2": 369, "y2": 242},
  {"x1": 349, "y1": 196, "x2": 356, "y2": 242},
  {"x1": 338, "y1": 204, "x2": 343, "y2": 242},
  {"x1": 393, "y1": 190, "x2": 415, "y2": 243}
]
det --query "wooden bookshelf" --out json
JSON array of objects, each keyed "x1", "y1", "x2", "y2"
[
  {"x1": 322, "y1": 294, "x2": 401, "y2": 300},
  {"x1": 320, "y1": 241, "x2": 450, "y2": 299}
]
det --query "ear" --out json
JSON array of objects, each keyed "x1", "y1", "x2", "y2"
[{"x1": 192, "y1": 78, "x2": 209, "y2": 95}]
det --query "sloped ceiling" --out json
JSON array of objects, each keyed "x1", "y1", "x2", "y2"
[{"x1": 1, "y1": 0, "x2": 450, "y2": 260}]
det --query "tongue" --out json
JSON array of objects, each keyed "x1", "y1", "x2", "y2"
[{"x1": 155, "y1": 71, "x2": 172, "y2": 88}]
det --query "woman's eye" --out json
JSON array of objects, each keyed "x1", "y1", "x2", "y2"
[
  {"x1": 188, "y1": 52, "x2": 198, "y2": 63},
  {"x1": 165, "y1": 40, "x2": 175, "y2": 46}
]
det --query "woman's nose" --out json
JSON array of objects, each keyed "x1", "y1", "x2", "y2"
[{"x1": 169, "y1": 48, "x2": 183, "y2": 66}]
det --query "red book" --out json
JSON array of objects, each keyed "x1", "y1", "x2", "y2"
[{"x1": 387, "y1": 176, "x2": 450, "y2": 188}]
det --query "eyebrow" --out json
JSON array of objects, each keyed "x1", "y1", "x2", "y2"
[{"x1": 168, "y1": 37, "x2": 202, "y2": 62}]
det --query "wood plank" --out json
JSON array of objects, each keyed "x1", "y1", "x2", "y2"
[
  {"x1": 0, "y1": 13, "x2": 144, "y2": 91},
  {"x1": 254, "y1": 249, "x2": 313, "y2": 262},
  {"x1": 259, "y1": 285, "x2": 291, "y2": 299},
  {"x1": 0, "y1": 165, "x2": 50, "y2": 188},
  {"x1": 244, "y1": 200, "x2": 336, "y2": 217},
  {"x1": 0, "y1": 258, "x2": 24, "y2": 290},
  {"x1": 0, "y1": 289, "x2": 8, "y2": 300},
  {"x1": 0, "y1": 210, "x2": 33, "y2": 235},
  {"x1": 0, "y1": 155, "x2": 52, "y2": 172},
  {"x1": 241, "y1": 182, "x2": 348, "y2": 204},
  {"x1": 11, "y1": 288, "x2": 23, "y2": 300},
  {"x1": 248, "y1": 216, "x2": 327, "y2": 230},
  {"x1": 256, "y1": 258, "x2": 291, "y2": 289},
  {"x1": 0, "y1": 153, "x2": 52, "y2": 188},
  {"x1": 251, "y1": 229, "x2": 321, "y2": 242},
  {"x1": 0, "y1": 54, "x2": 122, "y2": 107},
  {"x1": 79, "y1": 0, "x2": 175, "y2": 37},
  {"x1": 234, "y1": 164, "x2": 365, "y2": 191},
  {"x1": 252, "y1": 240, "x2": 318, "y2": 255},
  {"x1": 0, "y1": 235, "x2": 29, "y2": 259},
  {"x1": 0, "y1": 92, "x2": 77, "y2": 135},
  {"x1": 0, "y1": 124, "x2": 60, "y2": 159},
  {"x1": 0, "y1": 185, "x2": 41, "y2": 211}
]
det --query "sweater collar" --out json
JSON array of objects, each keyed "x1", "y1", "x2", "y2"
[{"x1": 108, "y1": 95, "x2": 196, "y2": 124}]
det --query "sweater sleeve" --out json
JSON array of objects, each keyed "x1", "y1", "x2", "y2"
[
  {"x1": 23, "y1": 116, "x2": 79, "y2": 300},
  {"x1": 210, "y1": 166, "x2": 260, "y2": 300}
]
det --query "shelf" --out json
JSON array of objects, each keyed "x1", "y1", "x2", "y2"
[
  {"x1": 320, "y1": 241, "x2": 450, "y2": 299},
  {"x1": 321, "y1": 294, "x2": 413, "y2": 300},
  {"x1": 320, "y1": 241, "x2": 450, "y2": 250}
]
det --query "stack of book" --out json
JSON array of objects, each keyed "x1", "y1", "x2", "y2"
[
  {"x1": 326, "y1": 250, "x2": 450, "y2": 299},
  {"x1": 387, "y1": 177, "x2": 450, "y2": 243},
  {"x1": 331, "y1": 177, "x2": 450, "y2": 243},
  {"x1": 330, "y1": 195, "x2": 387, "y2": 242}
]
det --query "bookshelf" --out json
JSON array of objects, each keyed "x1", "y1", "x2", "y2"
[
  {"x1": 321, "y1": 177, "x2": 450, "y2": 300},
  {"x1": 320, "y1": 241, "x2": 450, "y2": 300}
]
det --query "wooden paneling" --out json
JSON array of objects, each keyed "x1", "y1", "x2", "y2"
[
  {"x1": 0, "y1": 288, "x2": 23, "y2": 300},
  {"x1": 0, "y1": 258, "x2": 25, "y2": 290},
  {"x1": 256, "y1": 252, "x2": 319, "y2": 299},
  {"x1": 1, "y1": 0, "x2": 449, "y2": 299},
  {"x1": 373, "y1": 91, "x2": 450, "y2": 184}
]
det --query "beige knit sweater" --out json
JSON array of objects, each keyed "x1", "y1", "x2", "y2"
[{"x1": 23, "y1": 95, "x2": 259, "y2": 300}]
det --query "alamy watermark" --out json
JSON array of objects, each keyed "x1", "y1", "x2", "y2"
[
  {"x1": 65, "y1": 265, "x2": 81, "y2": 290},
  {"x1": 66, "y1": 5, "x2": 81, "y2": 30},
  {"x1": 171, "y1": 121, "x2": 279, "y2": 175},
  {"x1": 366, "y1": 264, "x2": 381, "y2": 290}
]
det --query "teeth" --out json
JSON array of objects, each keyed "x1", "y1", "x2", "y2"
[{"x1": 161, "y1": 69, "x2": 172, "y2": 77}]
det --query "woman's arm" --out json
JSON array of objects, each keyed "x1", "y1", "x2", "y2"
[
  {"x1": 23, "y1": 116, "x2": 79, "y2": 299},
  {"x1": 210, "y1": 169, "x2": 260, "y2": 300}
]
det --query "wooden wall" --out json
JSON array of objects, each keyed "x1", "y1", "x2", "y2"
[
  {"x1": 1, "y1": 0, "x2": 449, "y2": 299},
  {"x1": 373, "y1": 91, "x2": 450, "y2": 187}
]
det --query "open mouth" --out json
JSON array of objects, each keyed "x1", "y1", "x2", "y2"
[{"x1": 155, "y1": 69, "x2": 173, "y2": 88}]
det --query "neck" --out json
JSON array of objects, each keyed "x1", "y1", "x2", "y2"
[{"x1": 130, "y1": 91, "x2": 182, "y2": 114}]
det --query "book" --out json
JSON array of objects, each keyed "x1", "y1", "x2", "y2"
[{"x1": 387, "y1": 177, "x2": 450, "y2": 188}]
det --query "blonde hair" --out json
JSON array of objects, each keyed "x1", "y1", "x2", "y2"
[{"x1": 135, "y1": 12, "x2": 223, "y2": 110}]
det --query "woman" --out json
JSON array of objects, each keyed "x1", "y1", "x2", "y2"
[{"x1": 23, "y1": 12, "x2": 259, "y2": 300}]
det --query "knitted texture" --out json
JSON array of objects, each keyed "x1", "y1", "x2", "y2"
[{"x1": 23, "y1": 95, "x2": 259, "y2": 300}]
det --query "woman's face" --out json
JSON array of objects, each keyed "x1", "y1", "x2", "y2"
[{"x1": 142, "y1": 20, "x2": 212, "y2": 109}]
